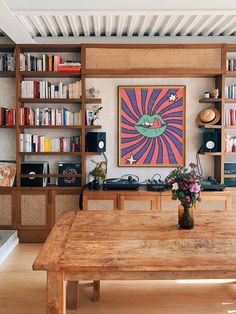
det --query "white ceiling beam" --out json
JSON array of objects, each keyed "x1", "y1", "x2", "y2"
[
  {"x1": 201, "y1": 15, "x2": 226, "y2": 36},
  {"x1": 117, "y1": 15, "x2": 125, "y2": 36},
  {"x1": 29, "y1": 15, "x2": 48, "y2": 37},
  {"x1": 127, "y1": 15, "x2": 139, "y2": 36},
  {"x1": 138, "y1": 16, "x2": 149, "y2": 36},
  {"x1": 159, "y1": 15, "x2": 177, "y2": 37},
  {"x1": 149, "y1": 16, "x2": 165, "y2": 36},
  {"x1": 213, "y1": 16, "x2": 236, "y2": 36},
  {"x1": 0, "y1": 0, "x2": 35, "y2": 43},
  {"x1": 80, "y1": 15, "x2": 90, "y2": 36},
  {"x1": 170, "y1": 15, "x2": 190, "y2": 36},
  {"x1": 224, "y1": 22, "x2": 236, "y2": 36},
  {"x1": 105, "y1": 15, "x2": 112, "y2": 36},
  {"x1": 93, "y1": 15, "x2": 101, "y2": 37},
  {"x1": 68, "y1": 15, "x2": 79, "y2": 37},
  {"x1": 191, "y1": 15, "x2": 215, "y2": 36},
  {"x1": 42, "y1": 15, "x2": 58, "y2": 37},
  {"x1": 16, "y1": 15, "x2": 37, "y2": 37},
  {"x1": 180, "y1": 15, "x2": 202, "y2": 36},
  {"x1": 55, "y1": 15, "x2": 69, "y2": 37}
]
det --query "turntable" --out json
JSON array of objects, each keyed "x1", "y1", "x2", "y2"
[{"x1": 103, "y1": 176, "x2": 140, "y2": 190}]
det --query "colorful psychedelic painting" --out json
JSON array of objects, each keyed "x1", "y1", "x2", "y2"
[{"x1": 118, "y1": 86, "x2": 185, "y2": 167}]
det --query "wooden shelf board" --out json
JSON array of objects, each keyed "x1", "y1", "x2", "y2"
[
  {"x1": 19, "y1": 185, "x2": 82, "y2": 191},
  {"x1": 20, "y1": 71, "x2": 81, "y2": 78},
  {"x1": 199, "y1": 124, "x2": 222, "y2": 129},
  {"x1": 19, "y1": 98, "x2": 82, "y2": 103},
  {"x1": 0, "y1": 71, "x2": 15, "y2": 77},
  {"x1": 225, "y1": 99, "x2": 236, "y2": 103},
  {"x1": 224, "y1": 126, "x2": 236, "y2": 130},
  {"x1": 199, "y1": 98, "x2": 222, "y2": 103},
  {"x1": 19, "y1": 152, "x2": 81, "y2": 156},
  {"x1": 85, "y1": 152, "x2": 101, "y2": 156},
  {"x1": 224, "y1": 152, "x2": 236, "y2": 155},
  {"x1": 199, "y1": 152, "x2": 222, "y2": 156},
  {"x1": 0, "y1": 125, "x2": 15, "y2": 128},
  {"x1": 20, "y1": 173, "x2": 82, "y2": 178},
  {"x1": 85, "y1": 125, "x2": 102, "y2": 129},
  {"x1": 19, "y1": 44, "x2": 81, "y2": 53},
  {"x1": 226, "y1": 71, "x2": 236, "y2": 77},
  {"x1": 85, "y1": 98, "x2": 102, "y2": 104},
  {"x1": 20, "y1": 125, "x2": 82, "y2": 129},
  {"x1": 84, "y1": 68, "x2": 224, "y2": 78},
  {"x1": 224, "y1": 174, "x2": 236, "y2": 178}
]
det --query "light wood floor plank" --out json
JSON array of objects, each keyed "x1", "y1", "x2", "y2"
[{"x1": 0, "y1": 244, "x2": 236, "y2": 314}]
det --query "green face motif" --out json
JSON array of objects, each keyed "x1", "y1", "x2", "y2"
[{"x1": 135, "y1": 114, "x2": 167, "y2": 138}]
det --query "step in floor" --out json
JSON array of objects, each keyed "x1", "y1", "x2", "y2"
[{"x1": 0, "y1": 230, "x2": 19, "y2": 265}]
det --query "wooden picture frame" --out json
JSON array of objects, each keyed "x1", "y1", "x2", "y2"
[{"x1": 118, "y1": 85, "x2": 186, "y2": 167}]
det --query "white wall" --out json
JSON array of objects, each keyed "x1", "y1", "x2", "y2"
[{"x1": 86, "y1": 77, "x2": 215, "y2": 182}]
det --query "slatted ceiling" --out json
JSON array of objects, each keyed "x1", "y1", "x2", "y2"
[{"x1": 13, "y1": 12, "x2": 236, "y2": 38}]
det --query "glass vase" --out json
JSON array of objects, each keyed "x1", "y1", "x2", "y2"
[{"x1": 178, "y1": 204, "x2": 194, "y2": 229}]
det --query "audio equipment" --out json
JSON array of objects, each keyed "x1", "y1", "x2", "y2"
[
  {"x1": 103, "y1": 177, "x2": 140, "y2": 190},
  {"x1": 86, "y1": 132, "x2": 106, "y2": 152},
  {"x1": 201, "y1": 176, "x2": 225, "y2": 191},
  {"x1": 201, "y1": 131, "x2": 220, "y2": 153}
]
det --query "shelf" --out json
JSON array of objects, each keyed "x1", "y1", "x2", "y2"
[
  {"x1": 224, "y1": 126, "x2": 236, "y2": 130},
  {"x1": 199, "y1": 124, "x2": 222, "y2": 129},
  {"x1": 224, "y1": 174, "x2": 236, "y2": 178},
  {"x1": 19, "y1": 185, "x2": 82, "y2": 191},
  {"x1": 0, "y1": 71, "x2": 15, "y2": 77},
  {"x1": 225, "y1": 99, "x2": 236, "y2": 103},
  {"x1": 19, "y1": 152, "x2": 82, "y2": 156},
  {"x1": 0, "y1": 125, "x2": 15, "y2": 128},
  {"x1": 20, "y1": 71, "x2": 81, "y2": 78},
  {"x1": 199, "y1": 152, "x2": 222, "y2": 156},
  {"x1": 85, "y1": 98, "x2": 102, "y2": 104},
  {"x1": 199, "y1": 98, "x2": 222, "y2": 103},
  {"x1": 19, "y1": 125, "x2": 82, "y2": 129},
  {"x1": 226, "y1": 71, "x2": 236, "y2": 77},
  {"x1": 19, "y1": 98, "x2": 82, "y2": 103},
  {"x1": 224, "y1": 152, "x2": 236, "y2": 155},
  {"x1": 20, "y1": 173, "x2": 81, "y2": 178},
  {"x1": 85, "y1": 125, "x2": 102, "y2": 129},
  {"x1": 85, "y1": 152, "x2": 101, "y2": 156}
]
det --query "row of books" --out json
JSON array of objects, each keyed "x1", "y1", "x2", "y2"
[
  {"x1": 20, "y1": 134, "x2": 81, "y2": 152},
  {"x1": 225, "y1": 134, "x2": 236, "y2": 152},
  {"x1": 20, "y1": 107, "x2": 81, "y2": 126},
  {"x1": 226, "y1": 59, "x2": 236, "y2": 71},
  {"x1": 0, "y1": 53, "x2": 15, "y2": 71},
  {"x1": 225, "y1": 109, "x2": 236, "y2": 126},
  {"x1": 0, "y1": 107, "x2": 15, "y2": 126},
  {"x1": 225, "y1": 85, "x2": 236, "y2": 99},
  {"x1": 19, "y1": 53, "x2": 81, "y2": 72},
  {"x1": 21, "y1": 80, "x2": 81, "y2": 99}
]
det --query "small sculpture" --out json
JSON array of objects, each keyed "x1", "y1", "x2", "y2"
[
  {"x1": 89, "y1": 152, "x2": 108, "y2": 183},
  {"x1": 86, "y1": 86, "x2": 101, "y2": 98}
]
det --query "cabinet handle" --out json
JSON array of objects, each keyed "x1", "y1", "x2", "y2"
[{"x1": 48, "y1": 192, "x2": 51, "y2": 203}]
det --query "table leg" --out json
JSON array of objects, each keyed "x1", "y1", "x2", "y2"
[
  {"x1": 47, "y1": 271, "x2": 65, "y2": 314},
  {"x1": 66, "y1": 281, "x2": 79, "y2": 310},
  {"x1": 93, "y1": 280, "x2": 100, "y2": 303}
]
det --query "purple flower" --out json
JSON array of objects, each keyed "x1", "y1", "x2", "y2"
[{"x1": 190, "y1": 182, "x2": 201, "y2": 193}]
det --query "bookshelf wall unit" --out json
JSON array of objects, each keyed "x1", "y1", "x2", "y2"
[{"x1": 0, "y1": 43, "x2": 235, "y2": 242}]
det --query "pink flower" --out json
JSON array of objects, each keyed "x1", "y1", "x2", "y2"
[
  {"x1": 190, "y1": 162, "x2": 197, "y2": 168},
  {"x1": 190, "y1": 182, "x2": 201, "y2": 193}
]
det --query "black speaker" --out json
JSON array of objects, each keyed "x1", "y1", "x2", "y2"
[
  {"x1": 202, "y1": 132, "x2": 220, "y2": 152},
  {"x1": 86, "y1": 132, "x2": 106, "y2": 152}
]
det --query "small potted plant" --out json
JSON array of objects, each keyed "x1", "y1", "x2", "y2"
[{"x1": 165, "y1": 163, "x2": 203, "y2": 229}]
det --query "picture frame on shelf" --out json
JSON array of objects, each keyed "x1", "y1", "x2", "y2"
[
  {"x1": 118, "y1": 85, "x2": 186, "y2": 167},
  {"x1": 86, "y1": 109, "x2": 94, "y2": 126},
  {"x1": 0, "y1": 161, "x2": 16, "y2": 186}
]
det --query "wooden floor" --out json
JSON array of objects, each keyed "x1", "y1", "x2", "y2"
[{"x1": 0, "y1": 245, "x2": 236, "y2": 314}]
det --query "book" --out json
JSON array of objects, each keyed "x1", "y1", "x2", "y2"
[{"x1": 57, "y1": 162, "x2": 81, "y2": 187}]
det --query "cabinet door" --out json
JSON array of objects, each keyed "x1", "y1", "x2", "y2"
[
  {"x1": 53, "y1": 191, "x2": 80, "y2": 224},
  {"x1": 19, "y1": 191, "x2": 50, "y2": 229},
  {"x1": 0, "y1": 191, "x2": 14, "y2": 228},
  {"x1": 83, "y1": 193, "x2": 118, "y2": 211},
  {"x1": 119, "y1": 195, "x2": 158, "y2": 211}
]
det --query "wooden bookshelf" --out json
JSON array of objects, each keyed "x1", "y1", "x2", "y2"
[
  {"x1": 19, "y1": 125, "x2": 82, "y2": 129},
  {"x1": 199, "y1": 124, "x2": 222, "y2": 129},
  {"x1": 1, "y1": 43, "x2": 236, "y2": 242}
]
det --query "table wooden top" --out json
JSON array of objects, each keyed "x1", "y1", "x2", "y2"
[{"x1": 33, "y1": 210, "x2": 236, "y2": 273}]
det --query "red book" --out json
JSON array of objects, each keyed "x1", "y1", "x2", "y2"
[
  {"x1": 57, "y1": 66, "x2": 81, "y2": 72},
  {"x1": 230, "y1": 108, "x2": 235, "y2": 125}
]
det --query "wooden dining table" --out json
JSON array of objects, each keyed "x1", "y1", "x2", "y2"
[{"x1": 33, "y1": 210, "x2": 236, "y2": 314}]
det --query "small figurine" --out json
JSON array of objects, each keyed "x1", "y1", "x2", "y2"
[
  {"x1": 86, "y1": 86, "x2": 101, "y2": 98},
  {"x1": 211, "y1": 88, "x2": 219, "y2": 98}
]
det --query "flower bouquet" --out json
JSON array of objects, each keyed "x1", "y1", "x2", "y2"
[{"x1": 165, "y1": 163, "x2": 203, "y2": 229}]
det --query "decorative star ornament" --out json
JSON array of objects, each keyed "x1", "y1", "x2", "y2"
[
  {"x1": 169, "y1": 93, "x2": 177, "y2": 102},
  {"x1": 127, "y1": 154, "x2": 137, "y2": 164}
]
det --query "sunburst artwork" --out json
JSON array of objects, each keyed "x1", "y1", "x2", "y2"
[{"x1": 118, "y1": 85, "x2": 186, "y2": 167}]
